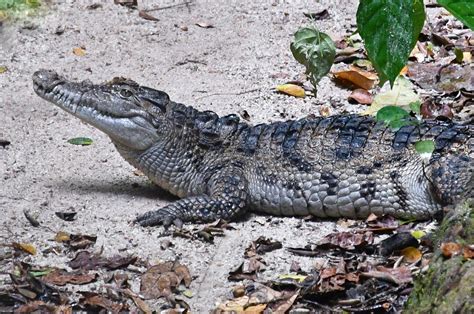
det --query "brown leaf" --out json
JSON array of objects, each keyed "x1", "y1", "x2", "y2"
[
  {"x1": 361, "y1": 266, "x2": 412, "y2": 285},
  {"x1": 55, "y1": 211, "x2": 77, "y2": 221},
  {"x1": 401, "y1": 247, "x2": 422, "y2": 263},
  {"x1": 196, "y1": 22, "x2": 214, "y2": 28},
  {"x1": 228, "y1": 262, "x2": 257, "y2": 281},
  {"x1": 79, "y1": 292, "x2": 127, "y2": 312},
  {"x1": 140, "y1": 262, "x2": 192, "y2": 299},
  {"x1": 317, "y1": 231, "x2": 374, "y2": 250},
  {"x1": 72, "y1": 47, "x2": 86, "y2": 56},
  {"x1": 303, "y1": 9, "x2": 329, "y2": 20},
  {"x1": 420, "y1": 100, "x2": 453, "y2": 119},
  {"x1": 245, "y1": 236, "x2": 282, "y2": 257},
  {"x1": 441, "y1": 242, "x2": 462, "y2": 258},
  {"x1": 13, "y1": 243, "x2": 37, "y2": 255},
  {"x1": 114, "y1": 0, "x2": 137, "y2": 7},
  {"x1": 463, "y1": 245, "x2": 474, "y2": 259},
  {"x1": 68, "y1": 251, "x2": 136, "y2": 270},
  {"x1": 276, "y1": 84, "x2": 305, "y2": 98},
  {"x1": 333, "y1": 66, "x2": 378, "y2": 90},
  {"x1": 138, "y1": 10, "x2": 159, "y2": 21},
  {"x1": 407, "y1": 63, "x2": 472, "y2": 93},
  {"x1": 68, "y1": 234, "x2": 97, "y2": 250},
  {"x1": 366, "y1": 214, "x2": 398, "y2": 231},
  {"x1": 348, "y1": 88, "x2": 373, "y2": 104},
  {"x1": 42, "y1": 269, "x2": 97, "y2": 286},
  {"x1": 54, "y1": 231, "x2": 71, "y2": 242},
  {"x1": 122, "y1": 288, "x2": 152, "y2": 314}
]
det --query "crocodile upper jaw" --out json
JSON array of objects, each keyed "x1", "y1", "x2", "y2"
[{"x1": 33, "y1": 69, "x2": 160, "y2": 151}]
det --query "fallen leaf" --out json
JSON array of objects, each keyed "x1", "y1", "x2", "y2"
[
  {"x1": 333, "y1": 65, "x2": 378, "y2": 90},
  {"x1": 245, "y1": 237, "x2": 282, "y2": 257},
  {"x1": 138, "y1": 10, "x2": 159, "y2": 21},
  {"x1": 67, "y1": 137, "x2": 93, "y2": 145},
  {"x1": 319, "y1": 105, "x2": 331, "y2": 117},
  {"x1": 361, "y1": 266, "x2": 412, "y2": 285},
  {"x1": 54, "y1": 231, "x2": 71, "y2": 242},
  {"x1": 23, "y1": 210, "x2": 40, "y2": 227},
  {"x1": 411, "y1": 230, "x2": 426, "y2": 240},
  {"x1": 463, "y1": 245, "x2": 474, "y2": 259},
  {"x1": 86, "y1": 3, "x2": 102, "y2": 9},
  {"x1": 317, "y1": 231, "x2": 374, "y2": 250},
  {"x1": 68, "y1": 251, "x2": 136, "y2": 270},
  {"x1": 0, "y1": 66, "x2": 7, "y2": 74},
  {"x1": 114, "y1": 0, "x2": 137, "y2": 7},
  {"x1": 72, "y1": 47, "x2": 86, "y2": 56},
  {"x1": 303, "y1": 9, "x2": 329, "y2": 20},
  {"x1": 55, "y1": 211, "x2": 77, "y2": 221},
  {"x1": 278, "y1": 274, "x2": 307, "y2": 282},
  {"x1": 407, "y1": 63, "x2": 472, "y2": 93},
  {"x1": 0, "y1": 139, "x2": 10, "y2": 147},
  {"x1": 13, "y1": 243, "x2": 37, "y2": 255},
  {"x1": 228, "y1": 262, "x2": 257, "y2": 281},
  {"x1": 244, "y1": 304, "x2": 267, "y2": 312},
  {"x1": 42, "y1": 269, "x2": 97, "y2": 286},
  {"x1": 363, "y1": 76, "x2": 420, "y2": 115},
  {"x1": 420, "y1": 100, "x2": 453, "y2": 119},
  {"x1": 275, "y1": 84, "x2": 305, "y2": 98},
  {"x1": 348, "y1": 88, "x2": 373, "y2": 104},
  {"x1": 140, "y1": 261, "x2": 192, "y2": 300},
  {"x1": 379, "y1": 232, "x2": 419, "y2": 256},
  {"x1": 196, "y1": 22, "x2": 214, "y2": 28},
  {"x1": 441, "y1": 242, "x2": 462, "y2": 258},
  {"x1": 401, "y1": 247, "x2": 422, "y2": 263},
  {"x1": 79, "y1": 292, "x2": 127, "y2": 312}
]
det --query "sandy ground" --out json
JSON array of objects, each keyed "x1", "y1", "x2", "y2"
[{"x1": 0, "y1": 0, "x2": 364, "y2": 311}]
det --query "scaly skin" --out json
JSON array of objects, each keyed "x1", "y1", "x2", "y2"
[{"x1": 32, "y1": 70, "x2": 474, "y2": 226}]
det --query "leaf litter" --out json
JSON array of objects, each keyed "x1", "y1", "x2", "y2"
[{"x1": 215, "y1": 214, "x2": 437, "y2": 312}]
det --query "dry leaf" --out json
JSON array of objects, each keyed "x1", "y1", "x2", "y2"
[
  {"x1": 54, "y1": 231, "x2": 71, "y2": 242},
  {"x1": 73, "y1": 47, "x2": 86, "y2": 56},
  {"x1": 441, "y1": 242, "x2": 462, "y2": 258},
  {"x1": 138, "y1": 10, "x2": 159, "y2": 21},
  {"x1": 348, "y1": 88, "x2": 373, "y2": 104},
  {"x1": 276, "y1": 84, "x2": 305, "y2": 98},
  {"x1": 42, "y1": 269, "x2": 97, "y2": 286},
  {"x1": 0, "y1": 66, "x2": 7, "y2": 74},
  {"x1": 13, "y1": 242, "x2": 37, "y2": 255},
  {"x1": 401, "y1": 247, "x2": 422, "y2": 263},
  {"x1": 333, "y1": 65, "x2": 378, "y2": 90},
  {"x1": 463, "y1": 245, "x2": 474, "y2": 259},
  {"x1": 196, "y1": 22, "x2": 214, "y2": 28},
  {"x1": 319, "y1": 105, "x2": 331, "y2": 117}
]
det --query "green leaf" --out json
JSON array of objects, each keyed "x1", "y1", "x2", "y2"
[
  {"x1": 454, "y1": 47, "x2": 464, "y2": 63},
  {"x1": 415, "y1": 140, "x2": 435, "y2": 154},
  {"x1": 356, "y1": 0, "x2": 425, "y2": 86},
  {"x1": 67, "y1": 137, "x2": 93, "y2": 146},
  {"x1": 290, "y1": 27, "x2": 336, "y2": 89},
  {"x1": 411, "y1": 230, "x2": 426, "y2": 240},
  {"x1": 437, "y1": 0, "x2": 474, "y2": 30},
  {"x1": 376, "y1": 105, "x2": 410, "y2": 124},
  {"x1": 409, "y1": 100, "x2": 421, "y2": 114},
  {"x1": 363, "y1": 76, "x2": 420, "y2": 115}
]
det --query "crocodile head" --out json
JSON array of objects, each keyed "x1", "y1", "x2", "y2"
[{"x1": 33, "y1": 69, "x2": 169, "y2": 151}]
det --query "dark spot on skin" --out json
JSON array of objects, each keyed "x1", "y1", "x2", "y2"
[
  {"x1": 360, "y1": 181, "x2": 376, "y2": 198},
  {"x1": 389, "y1": 171, "x2": 399, "y2": 179},
  {"x1": 321, "y1": 172, "x2": 338, "y2": 195},
  {"x1": 373, "y1": 161, "x2": 383, "y2": 168},
  {"x1": 356, "y1": 166, "x2": 373, "y2": 175}
]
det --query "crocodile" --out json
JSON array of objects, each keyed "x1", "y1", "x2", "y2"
[{"x1": 32, "y1": 70, "x2": 473, "y2": 227}]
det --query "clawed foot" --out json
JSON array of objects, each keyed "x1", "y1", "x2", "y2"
[{"x1": 135, "y1": 210, "x2": 184, "y2": 229}]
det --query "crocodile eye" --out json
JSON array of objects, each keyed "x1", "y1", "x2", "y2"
[{"x1": 119, "y1": 89, "x2": 133, "y2": 98}]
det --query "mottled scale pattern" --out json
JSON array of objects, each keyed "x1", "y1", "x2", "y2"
[{"x1": 124, "y1": 100, "x2": 474, "y2": 226}]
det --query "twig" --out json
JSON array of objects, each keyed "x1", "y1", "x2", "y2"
[
  {"x1": 145, "y1": 0, "x2": 193, "y2": 12},
  {"x1": 195, "y1": 88, "x2": 261, "y2": 100}
]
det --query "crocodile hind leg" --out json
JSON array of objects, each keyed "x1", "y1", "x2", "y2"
[{"x1": 136, "y1": 169, "x2": 248, "y2": 227}]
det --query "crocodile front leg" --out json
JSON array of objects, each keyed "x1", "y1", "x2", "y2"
[{"x1": 136, "y1": 168, "x2": 248, "y2": 227}]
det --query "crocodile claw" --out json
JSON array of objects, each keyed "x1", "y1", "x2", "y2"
[{"x1": 135, "y1": 210, "x2": 182, "y2": 228}]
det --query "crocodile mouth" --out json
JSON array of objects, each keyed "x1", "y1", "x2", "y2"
[{"x1": 33, "y1": 70, "x2": 142, "y2": 120}]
